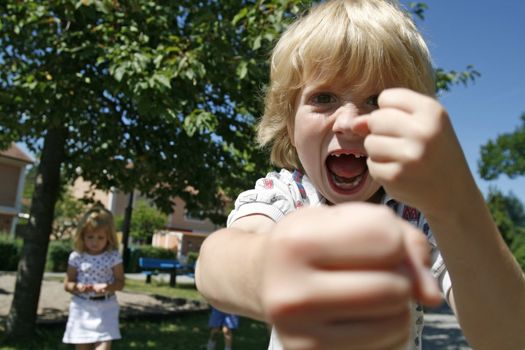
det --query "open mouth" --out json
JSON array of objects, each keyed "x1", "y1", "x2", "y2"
[{"x1": 325, "y1": 151, "x2": 368, "y2": 193}]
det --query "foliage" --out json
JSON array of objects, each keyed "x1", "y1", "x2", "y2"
[
  {"x1": 0, "y1": 235, "x2": 22, "y2": 271},
  {"x1": 1, "y1": 0, "x2": 477, "y2": 220},
  {"x1": 485, "y1": 188, "x2": 525, "y2": 270},
  {"x1": 52, "y1": 189, "x2": 87, "y2": 239},
  {"x1": 434, "y1": 65, "x2": 481, "y2": 93},
  {"x1": 408, "y1": 2, "x2": 429, "y2": 20},
  {"x1": 128, "y1": 245, "x2": 176, "y2": 273},
  {"x1": 0, "y1": 0, "x2": 304, "y2": 220},
  {"x1": 187, "y1": 251, "x2": 199, "y2": 266},
  {"x1": 21, "y1": 164, "x2": 37, "y2": 214},
  {"x1": 116, "y1": 200, "x2": 167, "y2": 244},
  {"x1": 479, "y1": 113, "x2": 525, "y2": 180},
  {"x1": 512, "y1": 241, "x2": 525, "y2": 271},
  {"x1": 478, "y1": 112, "x2": 525, "y2": 270},
  {"x1": 45, "y1": 239, "x2": 72, "y2": 272},
  {"x1": 0, "y1": 1, "x2": 303, "y2": 336}
]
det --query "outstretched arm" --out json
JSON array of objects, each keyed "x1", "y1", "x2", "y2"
[
  {"x1": 197, "y1": 203, "x2": 441, "y2": 349},
  {"x1": 196, "y1": 214, "x2": 273, "y2": 320}
]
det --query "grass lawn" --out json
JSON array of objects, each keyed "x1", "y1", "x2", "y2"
[
  {"x1": 1, "y1": 276, "x2": 270, "y2": 349},
  {"x1": 123, "y1": 277, "x2": 205, "y2": 302},
  {"x1": 0, "y1": 313, "x2": 270, "y2": 349}
]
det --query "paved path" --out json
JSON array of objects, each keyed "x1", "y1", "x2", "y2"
[
  {"x1": 0, "y1": 272, "x2": 206, "y2": 324},
  {"x1": 0, "y1": 271, "x2": 471, "y2": 348},
  {"x1": 422, "y1": 303, "x2": 472, "y2": 349}
]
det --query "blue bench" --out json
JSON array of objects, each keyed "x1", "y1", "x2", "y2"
[{"x1": 138, "y1": 257, "x2": 183, "y2": 287}]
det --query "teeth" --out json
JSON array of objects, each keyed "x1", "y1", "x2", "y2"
[{"x1": 331, "y1": 152, "x2": 365, "y2": 158}]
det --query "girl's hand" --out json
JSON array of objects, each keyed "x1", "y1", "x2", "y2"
[
  {"x1": 92, "y1": 283, "x2": 109, "y2": 293},
  {"x1": 261, "y1": 203, "x2": 440, "y2": 350},
  {"x1": 351, "y1": 88, "x2": 474, "y2": 218},
  {"x1": 76, "y1": 283, "x2": 90, "y2": 292}
]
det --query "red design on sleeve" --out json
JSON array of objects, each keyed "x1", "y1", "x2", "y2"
[
  {"x1": 263, "y1": 179, "x2": 274, "y2": 189},
  {"x1": 402, "y1": 206, "x2": 420, "y2": 222}
]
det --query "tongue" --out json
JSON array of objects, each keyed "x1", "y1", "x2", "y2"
[{"x1": 326, "y1": 154, "x2": 367, "y2": 178}]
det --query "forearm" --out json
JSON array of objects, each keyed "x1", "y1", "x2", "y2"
[
  {"x1": 107, "y1": 278, "x2": 125, "y2": 292},
  {"x1": 64, "y1": 281, "x2": 78, "y2": 294},
  {"x1": 426, "y1": 185, "x2": 525, "y2": 350},
  {"x1": 196, "y1": 227, "x2": 268, "y2": 320}
]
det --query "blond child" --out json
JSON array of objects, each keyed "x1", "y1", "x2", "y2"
[
  {"x1": 63, "y1": 207, "x2": 125, "y2": 350},
  {"x1": 196, "y1": 1, "x2": 525, "y2": 349}
]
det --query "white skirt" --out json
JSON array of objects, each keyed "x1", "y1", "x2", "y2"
[{"x1": 63, "y1": 296, "x2": 121, "y2": 344}]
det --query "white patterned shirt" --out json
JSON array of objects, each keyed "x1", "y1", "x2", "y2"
[
  {"x1": 68, "y1": 250, "x2": 122, "y2": 296},
  {"x1": 227, "y1": 169, "x2": 452, "y2": 350}
]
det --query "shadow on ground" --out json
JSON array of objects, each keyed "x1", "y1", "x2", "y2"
[{"x1": 423, "y1": 303, "x2": 472, "y2": 350}]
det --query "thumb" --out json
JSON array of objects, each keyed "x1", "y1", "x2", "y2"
[{"x1": 350, "y1": 114, "x2": 371, "y2": 137}]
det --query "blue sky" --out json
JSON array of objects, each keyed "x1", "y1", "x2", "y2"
[{"x1": 400, "y1": 0, "x2": 525, "y2": 204}]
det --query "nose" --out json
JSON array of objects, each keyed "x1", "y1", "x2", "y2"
[{"x1": 332, "y1": 104, "x2": 359, "y2": 136}]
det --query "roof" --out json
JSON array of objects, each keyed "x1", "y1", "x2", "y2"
[{"x1": 0, "y1": 143, "x2": 34, "y2": 164}]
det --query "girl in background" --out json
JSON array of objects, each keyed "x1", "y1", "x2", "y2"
[{"x1": 63, "y1": 207, "x2": 124, "y2": 350}]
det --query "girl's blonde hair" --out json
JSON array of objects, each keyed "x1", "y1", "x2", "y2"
[
  {"x1": 258, "y1": 0, "x2": 436, "y2": 170},
  {"x1": 74, "y1": 206, "x2": 119, "y2": 252}
]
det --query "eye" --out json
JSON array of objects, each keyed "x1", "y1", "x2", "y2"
[
  {"x1": 365, "y1": 94, "x2": 379, "y2": 109},
  {"x1": 311, "y1": 92, "x2": 337, "y2": 105}
]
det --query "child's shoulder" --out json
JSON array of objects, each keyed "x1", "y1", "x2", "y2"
[
  {"x1": 104, "y1": 249, "x2": 123, "y2": 262},
  {"x1": 69, "y1": 250, "x2": 82, "y2": 259}
]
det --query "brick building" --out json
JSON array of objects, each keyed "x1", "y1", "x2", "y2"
[
  {"x1": 70, "y1": 178, "x2": 218, "y2": 257},
  {"x1": 0, "y1": 144, "x2": 33, "y2": 236}
]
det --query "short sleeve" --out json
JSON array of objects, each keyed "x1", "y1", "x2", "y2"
[
  {"x1": 386, "y1": 198, "x2": 453, "y2": 303},
  {"x1": 227, "y1": 171, "x2": 298, "y2": 226},
  {"x1": 68, "y1": 251, "x2": 81, "y2": 269},
  {"x1": 418, "y1": 216, "x2": 452, "y2": 301},
  {"x1": 108, "y1": 250, "x2": 123, "y2": 267}
]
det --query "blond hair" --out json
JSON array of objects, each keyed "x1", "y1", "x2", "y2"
[
  {"x1": 258, "y1": 0, "x2": 435, "y2": 170},
  {"x1": 74, "y1": 206, "x2": 119, "y2": 252}
]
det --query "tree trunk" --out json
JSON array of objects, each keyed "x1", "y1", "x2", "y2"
[
  {"x1": 5, "y1": 126, "x2": 67, "y2": 339},
  {"x1": 121, "y1": 191, "x2": 134, "y2": 270}
]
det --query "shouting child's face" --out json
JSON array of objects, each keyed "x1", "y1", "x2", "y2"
[{"x1": 292, "y1": 78, "x2": 383, "y2": 204}]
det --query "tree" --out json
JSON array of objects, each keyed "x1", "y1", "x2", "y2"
[
  {"x1": 0, "y1": 0, "x2": 304, "y2": 338},
  {"x1": 115, "y1": 200, "x2": 167, "y2": 245},
  {"x1": 485, "y1": 187, "x2": 525, "y2": 246},
  {"x1": 479, "y1": 114, "x2": 525, "y2": 271},
  {"x1": 479, "y1": 113, "x2": 525, "y2": 180},
  {"x1": 485, "y1": 188, "x2": 525, "y2": 270},
  {"x1": 52, "y1": 189, "x2": 87, "y2": 240}
]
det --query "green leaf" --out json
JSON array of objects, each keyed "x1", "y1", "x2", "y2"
[
  {"x1": 232, "y1": 7, "x2": 249, "y2": 25},
  {"x1": 252, "y1": 35, "x2": 262, "y2": 50},
  {"x1": 154, "y1": 73, "x2": 172, "y2": 89},
  {"x1": 114, "y1": 65, "x2": 126, "y2": 82},
  {"x1": 236, "y1": 61, "x2": 248, "y2": 80}
]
